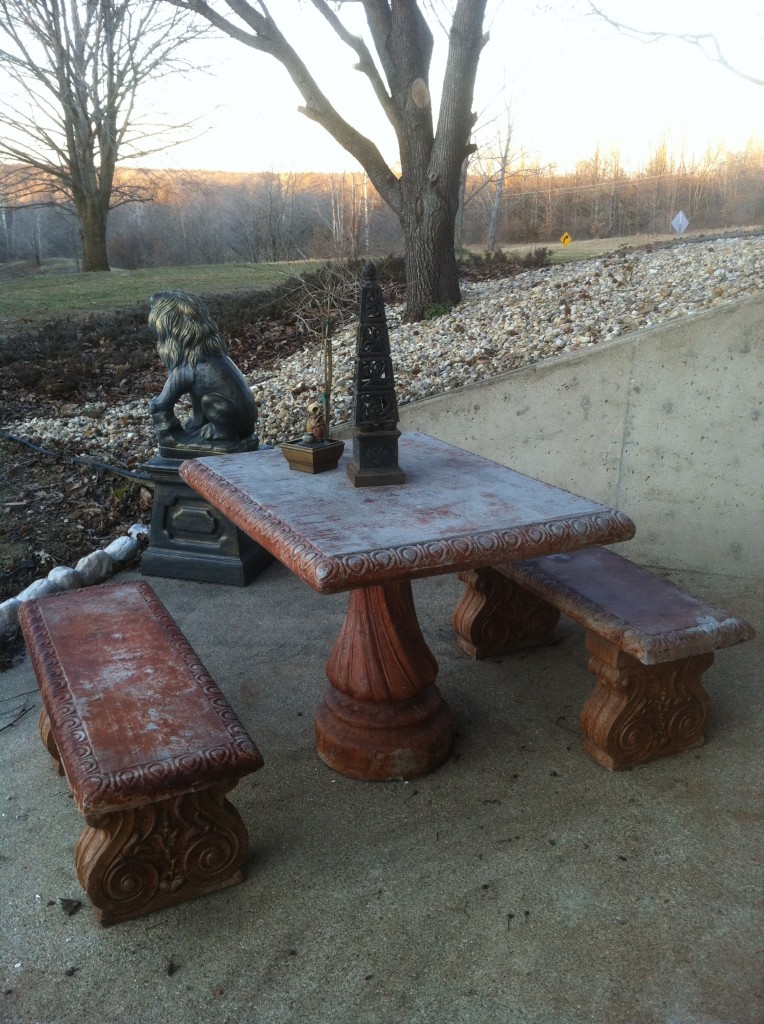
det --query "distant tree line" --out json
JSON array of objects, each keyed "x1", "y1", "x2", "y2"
[
  {"x1": 1, "y1": 143, "x2": 762, "y2": 269},
  {"x1": 465, "y1": 143, "x2": 764, "y2": 246}
]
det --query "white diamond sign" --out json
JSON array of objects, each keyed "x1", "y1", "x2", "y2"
[{"x1": 671, "y1": 211, "x2": 689, "y2": 237}]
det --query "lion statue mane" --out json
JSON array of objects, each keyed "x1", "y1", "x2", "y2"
[{"x1": 147, "y1": 290, "x2": 258, "y2": 455}]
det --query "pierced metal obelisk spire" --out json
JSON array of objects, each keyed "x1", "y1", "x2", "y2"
[{"x1": 346, "y1": 262, "x2": 406, "y2": 487}]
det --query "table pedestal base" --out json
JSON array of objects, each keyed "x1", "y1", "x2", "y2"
[{"x1": 316, "y1": 581, "x2": 453, "y2": 780}]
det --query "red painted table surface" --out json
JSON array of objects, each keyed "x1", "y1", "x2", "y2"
[
  {"x1": 180, "y1": 433, "x2": 635, "y2": 781},
  {"x1": 179, "y1": 433, "x2": 635, "y2": 593}
]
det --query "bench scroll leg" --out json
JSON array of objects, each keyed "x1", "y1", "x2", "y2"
[
  {"x1": 452, "y1": 567, "x2": 561, "y2": 659},
  {"x1": 38, "y1": 708, "x2": 65, "y2": 777},
  {"x1": 75, "y1": 783, "x2": 250, "y2": 926},
  {"x1": 580, "y1": 632, "x2": 713, "y2": 770}
]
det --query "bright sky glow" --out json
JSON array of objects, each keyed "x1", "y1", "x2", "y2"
[{"x1": 9, "y1": 0, "x2": 763, "y2": 175}]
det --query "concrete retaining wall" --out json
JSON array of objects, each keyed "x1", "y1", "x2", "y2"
[{"x1": 397, "y1": 292, "x2": 763, "y2": 578}]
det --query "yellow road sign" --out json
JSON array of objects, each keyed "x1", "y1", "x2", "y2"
[{"x1": 560, "y1": 232, "x2": 572, "y2": 247}]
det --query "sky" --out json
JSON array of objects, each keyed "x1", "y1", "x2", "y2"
[
  {"x1": 140, "y1": 0, "x2": 762, "y2": 176},
  {"x1": 2, "y1": 0, "x2": 759, "y2": 177}
]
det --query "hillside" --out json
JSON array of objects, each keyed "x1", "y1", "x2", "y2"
[{"x1": 1, "y1": 231, "x2": 762, "y2": 661}]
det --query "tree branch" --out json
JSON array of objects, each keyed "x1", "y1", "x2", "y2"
[
  {"x1": 589, "y1": 3, "x2": 763, "y2": 87},
  {"x1": 310, "y1": 0, "x2": 399, "y2": 131},
  {"x1": 169, "y1": 0, "x2": 403, "y2": 213}
]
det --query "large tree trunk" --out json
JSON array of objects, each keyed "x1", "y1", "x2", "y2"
[
  {"x1": 79, "y1": 201, "x2": 111, "y2": 272},
  {"x1": 165, "y1": 0, "x2": 486, "y2": 318},
  {"x1": 394, "y1": 0, "x2": 484, "y2": 319},
  {"x1": 401, "y1": 175, "x2": 461, "y2": 321}
]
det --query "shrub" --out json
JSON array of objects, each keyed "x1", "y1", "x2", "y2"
[
  {"x1": 521, "y1": 247, "x2": 551, "y2": 268},
  {"x1": 424, "y1": 301, "x2": 453, "y2": 320}
]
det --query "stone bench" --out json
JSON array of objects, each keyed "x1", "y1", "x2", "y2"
[
  {"x1": 19, "y1": 580, "x2": 264, "y2": 926},
  {"x1": 452, "y1": 547, "x2": 755, "y2": 770}
]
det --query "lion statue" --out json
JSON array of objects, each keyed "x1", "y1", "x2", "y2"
[{"x1": 147, "y1": 290, "x2": 259, "y2": 455}]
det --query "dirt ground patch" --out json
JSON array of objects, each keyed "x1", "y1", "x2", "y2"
[
  {"x1": 0, "y1": 435, "x2": 152, "y2": 596},
  {"x1": 0, "y1": 306, "x2": 322, "y2": 662}
]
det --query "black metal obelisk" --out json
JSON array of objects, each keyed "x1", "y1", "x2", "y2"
[{"x1": 346, "y1": 262, "x2": 406, "y2": 487}]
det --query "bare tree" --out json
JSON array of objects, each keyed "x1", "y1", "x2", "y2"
[
  {"x1": 167, "y1": 0, "x2": 488, "y2": 320},
  {"x1": 484, "y1": 119, "x2": 512, "y2": 253},
  {"x1": 466, "y1": 105, "x2": 517, "y2": 252},
  {"x1": 589, "y1": 3, "x2": 763, "y2": 87},
  {"x1": 0, "y1": 0, "x2": 205, "y2": 271}
]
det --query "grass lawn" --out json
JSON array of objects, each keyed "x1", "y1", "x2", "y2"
[
  {"x1": 0, "y1": 227, "x2": 752, "y2": 330},
  {"x1": 475, "y1": 229, "x2": 723, "y2": 265},
  {"x1": 0, "y1": 260, "x2": 318, "y2": 329}
]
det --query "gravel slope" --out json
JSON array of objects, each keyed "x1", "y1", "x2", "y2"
[{"x1": 7, "y1": 234, "x2": 762, "y2": 460}]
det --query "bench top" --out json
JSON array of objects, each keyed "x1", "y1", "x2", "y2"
[
  {"x1": 501, "y1": 547, "x2": 755, "y2": 664},
  {"x1": 20, "y1": 581, "x2": 263, "y2": 816}
]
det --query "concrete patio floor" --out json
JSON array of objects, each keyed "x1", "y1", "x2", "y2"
[{"x1": 1, "y1": 559, "x2": 761, "y2": 1024}]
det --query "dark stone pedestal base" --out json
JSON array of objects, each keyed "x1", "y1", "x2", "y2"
[
  {"x1": 346, "y1": 430, "x2": 406, "y2": 487},
  {"x1": 140, "y1": 455, "x2": 272, "y2": 586}
]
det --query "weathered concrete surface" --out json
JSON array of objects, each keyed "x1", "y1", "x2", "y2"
[
  {"x1": 400, "y1": 293, "x2": 764, "y2": 578},
  {"x1": 1, "y1": 563, "x2": 761, "y2": 1024},
  {"x1": 2, "y1": 294, "x2": 761, "y2": 1024}
]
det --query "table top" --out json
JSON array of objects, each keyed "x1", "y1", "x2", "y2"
[{"x1": 180, "y1": 432, "x2": 635, "y2": 594}]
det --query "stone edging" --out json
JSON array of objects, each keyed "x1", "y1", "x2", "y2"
[{"x1": 0, "y1": 524, "x2": 150, "y2": 643}]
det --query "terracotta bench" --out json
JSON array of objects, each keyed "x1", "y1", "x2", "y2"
[
  {"x1": 452, "y1": 547, "x2": 755, "y2": 770},
  {"x1": 19, "y1": 580, "x2": 264, "y2": 926}
]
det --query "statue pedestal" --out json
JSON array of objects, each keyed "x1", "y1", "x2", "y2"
[
  {"x1": 140, "y1": 455, "x2": 272, "y2": 586},
  {"x1": 346, "y1": 429, "x2": 406, "y2": 487}
]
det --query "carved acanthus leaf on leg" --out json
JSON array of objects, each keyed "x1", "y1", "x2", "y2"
[
  {"x1": 580, "y1": 632, "x2": 713, "y2": 770},
  {"x1": 74, "y1": 784, "x2": 249, "y2": 925},
  {"x1": 452, "y1": 567, "x2": 560, "y2": 659}
]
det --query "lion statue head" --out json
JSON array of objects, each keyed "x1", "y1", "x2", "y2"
[{"x1": 148, "y1": 290, "x2": 227, "y2": 371}]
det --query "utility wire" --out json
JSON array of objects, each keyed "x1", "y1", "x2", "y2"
[{"x1": 0, "y1": 431, "x2": 153, "y2": 483}]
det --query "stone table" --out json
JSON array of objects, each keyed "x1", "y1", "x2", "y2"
[{"x1": 180, "y1": 432, "x2": 635, "y2": 780}]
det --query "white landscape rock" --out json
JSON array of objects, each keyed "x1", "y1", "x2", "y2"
[
  {"x1": 17, "y1": 578, "x2": 60, "y2": 602},
  {"x1": 0, "y1": 598, "x2": 21, "y2": 637},
  {"x1": 74, "y1": 550, "x2": 115, "y2": 586},
  {"x1": 1, "y1": 527, "x2": 151, "y2": 643},
  {"x1": 47, "y1": 566, "x2": 83, "y2": 591},
  {"x1": 128, "y1": 524, "x2": 151, "y2": 545},
  {"x1": 104, "y1": 535, "x2": 141, "y2": 562}
]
